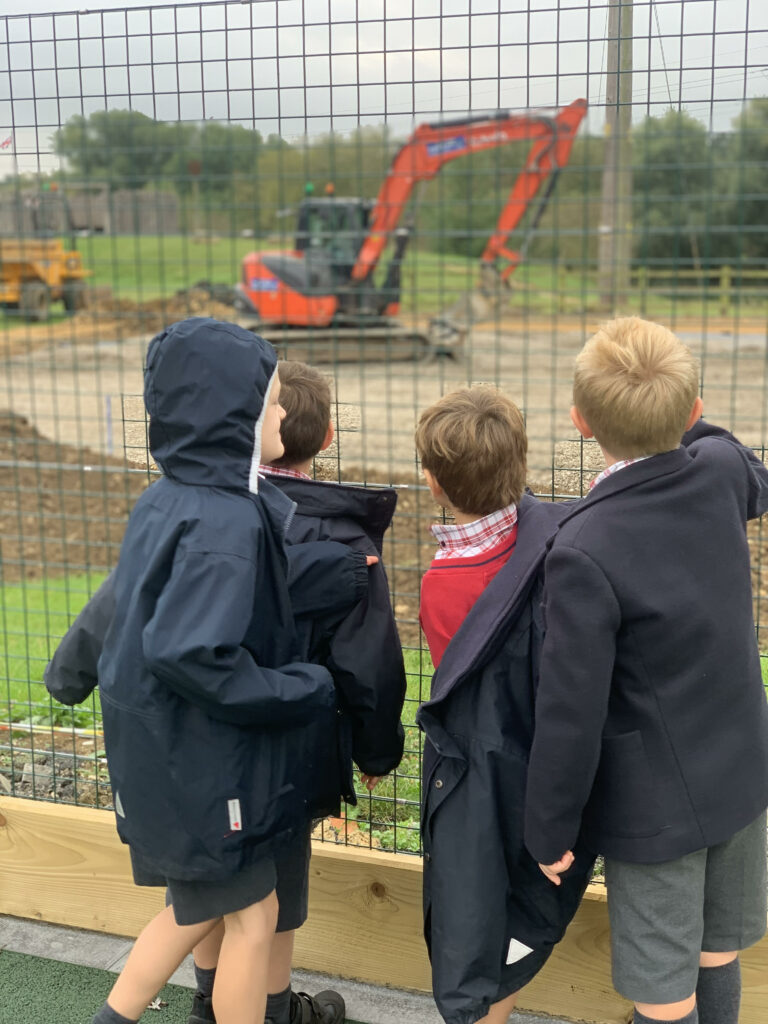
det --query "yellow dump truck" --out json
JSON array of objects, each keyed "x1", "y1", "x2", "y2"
[{"x1": 0, "y1": 238, "x2": 90, "y2": 321}]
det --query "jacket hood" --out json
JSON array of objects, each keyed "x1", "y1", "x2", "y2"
[{"x1": 144, "y1": 318, "x2": 277, "y2": 491}]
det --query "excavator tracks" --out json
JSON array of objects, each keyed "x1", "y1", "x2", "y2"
[{"x1": 239, "y1": 322, "x2": 432, "y2": 364}]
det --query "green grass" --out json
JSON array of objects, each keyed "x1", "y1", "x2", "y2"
[
  {"x1": 2, "y1": 233, "x2": 755, "y2": 332},
  {"x1": 0, "y1": 573, "x2": 105, "y2": 729}
]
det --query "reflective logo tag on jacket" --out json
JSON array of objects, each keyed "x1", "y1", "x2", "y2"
[
  {"x1": 506, "y1": 937, "x2": 534, "y2": 965},
  {"x1": 227, "y1": 799, "x2": 243, "y2": 831},
  {"x1": 115, "y1": 791, "x2": 125, "y2": 818}
]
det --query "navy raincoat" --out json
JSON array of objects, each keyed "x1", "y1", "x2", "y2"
[
  {"x1": 417, "y1": 494, "x2": 595, "y2": 1024},
  {"x1": 264, "y1": 473, "x2": 406, "y2": 788},
  {"x1": 97, "y1": 318, "x2": 345, "y2": 882}
]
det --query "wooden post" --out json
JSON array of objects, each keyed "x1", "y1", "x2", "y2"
[
  {"x1": 720, "y1": 264, "x2": 732, "y2": 317},
  {"x1": 598, "y1": 0, "x2": 634, "y2": 310}
]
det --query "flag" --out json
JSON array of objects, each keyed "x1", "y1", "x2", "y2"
[{"x1": 0, "y1": 135, "x2": 12, "y2": 150}]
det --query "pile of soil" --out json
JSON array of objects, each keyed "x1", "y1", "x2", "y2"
[
  {"x1": 1, "y1": 286, "x2": 239, "y2": 357},
  {"x1": 0, "y1": 410, "x2": 149, "y2": 581}
]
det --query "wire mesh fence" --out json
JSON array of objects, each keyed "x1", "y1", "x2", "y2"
[{"x1": 1, "y1": 0, "x2": 767, "y2": 855}]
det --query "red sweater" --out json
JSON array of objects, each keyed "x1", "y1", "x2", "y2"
[{"x1": 419, "y1": 530, "x2": 518, "y2": 667}]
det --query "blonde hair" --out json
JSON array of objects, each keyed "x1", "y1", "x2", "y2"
[
  {"x1": 573, "y1": 317, "x2": 699, "y2": 458},
  {"x1": 415, "y1": 384, "x2": 527, "y2": 516},
  {"x1": 271, "y1": 360, "x2": 331, "y2": 467}
]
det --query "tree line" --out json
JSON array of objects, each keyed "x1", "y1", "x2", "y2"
[{"x1": 47, "y1": 98, "x2": 768, "y2": 265}]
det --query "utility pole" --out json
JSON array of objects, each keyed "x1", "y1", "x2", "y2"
[{"x1": 598, "y1": 0, "x2": 633, "y2": 309}]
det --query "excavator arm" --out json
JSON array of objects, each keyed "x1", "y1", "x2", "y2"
[{"x1": 351, "y1": 98, "x2": 587, "y2": 283}]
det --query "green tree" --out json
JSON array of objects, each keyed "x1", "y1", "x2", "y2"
[
  {"x1": 718, "y1": 98, "x2": 768, "y2": 260},
  {"x1": 631, "y1": 109, "x2": 714, "y2": 264},
  {"x1": 54, "y1": 110, "x2": 184, "y2": 189}
]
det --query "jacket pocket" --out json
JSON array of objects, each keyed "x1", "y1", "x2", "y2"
[{"x1": 586, "y1": 730, "x2": 663, "y2": 838}]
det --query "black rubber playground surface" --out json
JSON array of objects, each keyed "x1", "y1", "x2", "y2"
[{"x1": 0, "y1": 949, "x2": 362, "y2": 1023}]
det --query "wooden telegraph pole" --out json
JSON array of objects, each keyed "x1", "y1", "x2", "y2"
[{"x1": 598, "y1": 0, "x2": 634, "y2": 309}]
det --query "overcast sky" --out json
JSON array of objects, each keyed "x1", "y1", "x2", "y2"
[{"x1": 2, "y1": 0, "x2": 767, "y2": 177}]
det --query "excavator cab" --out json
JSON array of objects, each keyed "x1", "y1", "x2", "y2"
[{"x1": 294, "y1": 197, "x2": 372, "y2": 286}]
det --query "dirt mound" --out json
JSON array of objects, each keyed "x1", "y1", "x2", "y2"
[
  {"x1": 2, "y1": 286, "x2": 240, "y2": 356},
  {"x1": 0, "y1": 410, "x2": 148, "y2": 582}
]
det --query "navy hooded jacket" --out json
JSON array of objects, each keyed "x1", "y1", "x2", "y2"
[
  {"x1": 97, "y1": 318, "x2": 341, "y2": 881},
  {"x1": 417, "y1": 495, "x2": 594, "y2": 1024},
  {"x1": 263, "y1": 472, "x2": 406, "y2": 784}
]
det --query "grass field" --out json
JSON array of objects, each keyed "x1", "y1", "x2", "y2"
[{"x1": 1, "y1": 233, "x2": 758, "y2": 330}]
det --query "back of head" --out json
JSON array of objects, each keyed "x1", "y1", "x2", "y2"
[
  {"x1": 270, "y1": 360, "x2": 331, "y2": 468},
  {"x1": 574, "y1": 317, "x2": 699, "y2": 458},
  {"x1": 415, "y1": 384, "x2": 527, "y2": 516}
]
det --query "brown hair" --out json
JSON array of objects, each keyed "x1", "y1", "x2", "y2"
[
  {"x1": 415, "y1": 384, "x2": 527, "y2": 515},
  {"x1": 271, "y1": 360, "x2": 331, "y2": 467},
  {"x1": 573, "y1": 317, "x2": 700, "y2": 458}
]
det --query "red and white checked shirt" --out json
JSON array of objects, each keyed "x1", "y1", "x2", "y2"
[
  {"x1": 590, "y1": 456, "x2": 649, "y2": 491},
  {"x1": 430, "y1": 502, "x2": 519, "y2": 560},
  {"x1": 259, "y1": 465, "x2": 311, "y2": 481}
]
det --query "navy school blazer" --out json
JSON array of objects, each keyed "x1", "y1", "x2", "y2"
[{"x1": 526, "y1": 420, "x2": 768, "y2": 865}]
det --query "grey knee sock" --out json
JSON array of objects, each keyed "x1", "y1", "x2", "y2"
[
  {"x1": 265, "y1": 984, "x2": 292, "y2": 1024},
  {"x1": 91, "y1": 1004, "x2": 137, "y2": 1024},
  {"x1": 634, "y1": 1008, "x2": 698, "y2": 1024},
  {"x1": 696, "y1": 959, "x2": 741, "y2": 1024},
  {"x1": 194, "y1": 963, "x2": 217, "y2": 998}
]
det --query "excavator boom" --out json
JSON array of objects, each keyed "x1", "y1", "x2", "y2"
[{"x1": 351, "y1": 98, "x2": 587, "y2": 282}]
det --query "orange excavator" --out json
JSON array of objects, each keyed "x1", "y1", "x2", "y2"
[{"x1": 236, "y1": 98, "x2": 587, "y2": 359}]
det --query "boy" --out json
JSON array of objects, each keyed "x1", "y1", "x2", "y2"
[
  {"x1": 414, "y1": 385, "x2": 594, "y2": 1024},
  {"x1": 81, "y1": 318, "x2": 350, "y2": 1024},
  {"x1": 187, "y1": 360, "x2": 407, "y2": 1024},
  {"x1": 526, "y1": 317, "x2": 768, "y2": 1024}
]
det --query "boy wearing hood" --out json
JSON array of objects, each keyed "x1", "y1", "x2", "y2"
[
  {"x1": 188, "y1": 359, "x2": 407, "y2": 1024},
  {"x1": 87, "y1": 319, "x2": 363, "y2": 1024}
]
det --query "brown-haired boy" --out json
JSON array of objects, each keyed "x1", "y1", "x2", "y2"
[
  {"x1": 526, "y1": 317, "x2": 768, "y2": 1024},
  {"x1": 414, "y1": 384, "x2": 594, "y2": 1024}
]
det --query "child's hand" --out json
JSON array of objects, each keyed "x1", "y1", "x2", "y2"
[
  {"x1": 360, "y1": 773, "x2": 383, "y2": 791},
  {"x1": 538, "y1": 850, "x2": 574, "y2": 885},
  {"x1": 366, "y1": 555, "x2": 379, "y2": 566}
]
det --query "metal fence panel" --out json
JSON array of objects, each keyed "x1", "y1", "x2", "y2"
[{"x1": 1, "y1": 0, "x2": 767, "y2": 855}]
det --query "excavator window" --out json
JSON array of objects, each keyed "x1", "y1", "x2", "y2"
[{"x1": 296, "y1": 199, "x2": 369, "y2": 282}]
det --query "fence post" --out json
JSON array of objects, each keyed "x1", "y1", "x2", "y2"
[
  {"x1": 719, "y1": 265, "x2": 732, "y2": 317},
  {"x1": 558, "y1": 265, "x2": 568, "y2": 312}
]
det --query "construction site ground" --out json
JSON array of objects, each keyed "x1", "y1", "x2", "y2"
[{"x1": 2, "y1": 300, "x2": 768, "y2": 645}]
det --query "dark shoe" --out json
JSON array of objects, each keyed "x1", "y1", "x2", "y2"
[
  {"x1": 288, "y1": 989, "x2": 345, "y2": 1024},
  {"x1": 187, "y1": 991, "x2": 216, "y2": 1024}
]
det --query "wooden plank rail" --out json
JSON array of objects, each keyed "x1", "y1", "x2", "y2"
[{"x1": 1, "y1": 797, "x2": 766, "y2": 1023}]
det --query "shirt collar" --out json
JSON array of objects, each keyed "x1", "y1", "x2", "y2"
[
  {"x1": 259, "y1": 465, "x2": 312, "y2": 481},
  {"x1": 430, "y1": 502, "x2": 518, "y2": 553},
  {"x1": 590, "y1": 455, "x2": 650, "y2": 491}
]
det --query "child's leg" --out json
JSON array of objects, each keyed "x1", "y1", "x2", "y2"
[
  {"x1": 695, "y1": 952, "x2": 739, "y2": 1024},
  {"x1": 212, "y1": 890, "x2": 279, "y2": 1024},
  {"x1": 634, "y1": 996, "x2": 696, "y2": 1021},
  {"x1": 102, "y1": 905, "x2": 221, "y2": 1020},
  {"x1": 193, "y1": 921, "x2": 225, "y2": 994},
  {"x1": 265, "y1": 929, "x2": 295, "y2": 1024},
  {"x1": 475, "y1": 991, "x2": 518, "y2": 1023}
]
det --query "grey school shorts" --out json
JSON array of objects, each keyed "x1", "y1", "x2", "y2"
[
  {"x1": 604, "y1": 810, "x2": 767, "y2": 1004},
  {"x1": 131, "y1": 824, "x2": 312, "y2": 929}
]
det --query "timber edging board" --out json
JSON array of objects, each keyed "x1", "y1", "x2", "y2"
[{"x1": 1, "y1": 797, "x2": 766, "y2": 1023}]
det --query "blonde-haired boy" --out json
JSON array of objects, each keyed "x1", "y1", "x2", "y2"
[
  {"x1": 415, "y1": 384, "x2": 594, "y2": 1024},
  {"x1": 526, "y1": 317, "x2": 768, "y2": 1024}
]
